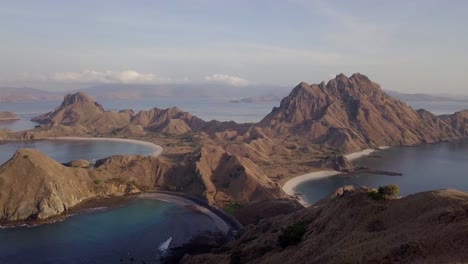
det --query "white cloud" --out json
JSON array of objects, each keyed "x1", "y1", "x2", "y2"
[
  {"x1": 204, "y1": 74, "x2": 250, "y2": 87},
  {"x1": 49, "y1": 70, "x2": 167, "y2": 84}
]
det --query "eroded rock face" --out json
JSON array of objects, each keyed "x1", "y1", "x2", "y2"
[
  {"x1": 181, "y1": 188, "x2": 468, "y2": 264},
  {"x1": 440, "y1": 109, "x2": 468, "y2": 137},
  {"x1": 259, "y1": 73, "x2": 464, "y2": 152},
  {"x1": 193, "y1": 145, "x2": 287, "y2": 205}
]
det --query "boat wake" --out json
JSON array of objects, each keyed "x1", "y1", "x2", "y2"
[{"x1": 158, "y1": 237, "x2": 173, "y2": 252}]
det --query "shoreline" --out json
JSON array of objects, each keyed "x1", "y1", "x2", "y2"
[
  {"x1": 140, "y1": 192, "x2": 235, "y2": 235},
  {"x1": 46, "y1": 136, "x2": 164, "y2": 157},
  {"x1": 0, "y1": 191, "x2": 241, "y2": 236},
  {"x1": 0, "y1": 118, "x2": 21, "y2": 121},
  {"x1": 282, "y1": 146, "x2": 391, "y2": 206}
]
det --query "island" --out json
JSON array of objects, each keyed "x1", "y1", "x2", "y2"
[
  {"x1": 0, "y1": 73, "x2": 467, "y2": 263},
  {"x1": 0, "y1": 111, "x2": 20, "y2": 121}
]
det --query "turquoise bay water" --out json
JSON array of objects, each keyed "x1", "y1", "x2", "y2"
[
  {"x1": 0, "y1": 198, "x2": 219, "y2": 264},
  {"x1": 295, "y1": 139, "x2": 468, "y2": 204},
  {"x1": 0, "y1": 140, "x2": 155, "y2": 165},
  {"x1": 0, "y1": 140, "x2": 220, "y2": 263}
]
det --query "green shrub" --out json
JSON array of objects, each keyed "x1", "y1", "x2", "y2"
[
  {"x1": 23, "y1": 155, "x2": 29, "y2": 159},
  {"x1": 368, "y1": 184, "x2": 400, "y2": 200},
  {"x1": 378, "y1": 185, "x2": 400, "y2": 197},
  {"x1": 278, "y1": 221, "x2": 307, "y2": 248}
]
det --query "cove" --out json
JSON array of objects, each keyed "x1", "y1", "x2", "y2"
[
  {"x1": 294, "y1": 139, "x2": 468, "y2": 204},
  {"x1": 0, "y1": 197, "x2": 221, "y2": 263}
]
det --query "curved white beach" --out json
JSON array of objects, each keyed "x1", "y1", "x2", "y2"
[
  {"x1": 282, "y1": 170, "x2": 341, "y2": 206},
  {"x1": 46, "y1": 137, "x2": 164, "y2": 157},
  {"x1": 283, "y1": 146, "x2": 391, "y2": 206}
]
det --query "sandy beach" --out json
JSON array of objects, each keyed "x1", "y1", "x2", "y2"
[
  {"x1": 47, "y1": 136, "x2": 164, "y2": 157},
  {"x1": 283, "y1": 146, "x2": 391, "y2": 206},
  {"x1": 282, "y1": 170, "x2": 341, "y2": 206}
]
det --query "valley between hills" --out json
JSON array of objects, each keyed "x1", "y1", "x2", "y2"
[{"x1": 0, "y1": 73, "x2": 467, "y2": 263}]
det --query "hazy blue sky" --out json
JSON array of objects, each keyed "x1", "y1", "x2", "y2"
[{"x1": 1, "y1": 0, "x2": 467, "y2": 93}]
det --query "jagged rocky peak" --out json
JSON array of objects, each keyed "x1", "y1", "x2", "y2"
[
  {"x1": 260, "y1": 73, "x2": 464, "y2": 152},
  {"x1": 59, "y1": 91, "x2": 104, "y2": 111}
]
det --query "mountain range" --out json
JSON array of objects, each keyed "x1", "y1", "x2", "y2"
[{"x1": 0, "y1": 73, "x2": 467, "y2": 264}]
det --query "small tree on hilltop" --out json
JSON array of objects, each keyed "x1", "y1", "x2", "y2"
[
  {"x1": 369, "y1": 184, "x2": 400, "y2": 200},
  {"x1": 378, "y1": 185, "x2": 400, "y2": 198}
]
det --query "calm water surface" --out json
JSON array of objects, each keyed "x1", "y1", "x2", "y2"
[
  {"x1": 0, "y1": 97, "x2": 279, "y2": 132},
  {"x1": 295, "y1": 139, "x2": 468, "y2": 204},
  {"x1": 0, "y1": 198, "x2": 220, "y2": 264},
  {"x1": 0, "y1": 98, "x2": 465, "y2": 132},
  {"x1": 0, "y1": 140, "x2": 155, "y2": 165}
]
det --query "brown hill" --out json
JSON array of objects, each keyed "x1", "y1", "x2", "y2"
[
  {"x1": 193, "y1": 145, "x2": 286, "y2": 205},
  {"x1": 130, "y1": 107, "x2": 206, "y2": 135},
  {"x1": 0, "y1": 148, "x2": 94, "y2": 221},
  {"x1": 182, "y1": 187, "x2": 468, "y2": 264},
  {"x1": 259, "y1": 73, "x2": 464, "y2": 152},
  {"x1": 0, "y1": 145, "x2": 286, "y2": 223},
  {"x1": 31, "y1": 92, "x2": 132, "y2": 134},
  {"x1": 30, "y1": 91, "x2": 244, "y2": 136}
]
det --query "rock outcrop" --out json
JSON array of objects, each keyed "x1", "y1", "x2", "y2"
[
  {"x1": 182, "y1": 187, "x2": 468, "y2": 264},
  {"x1": 440, "y1": 109, "x2": 468, "y2": 137},
  {"x1": 259, "y1": 73, "x2": 465, "y2": 152}
]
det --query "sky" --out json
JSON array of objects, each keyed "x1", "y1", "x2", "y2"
[{"x1": 0, "y1": 0, "x2": 467, "y2": 94}]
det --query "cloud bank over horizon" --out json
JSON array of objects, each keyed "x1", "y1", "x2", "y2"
[
  {"x1": 204, "y1": 74, "x2": 250, "y2": 87},
  {"x1": 49, "y1": 70, "x2": 166, "y2": 84},
  {"x1": 0, "y1": 1, "x2": 467, "y2": 93}
]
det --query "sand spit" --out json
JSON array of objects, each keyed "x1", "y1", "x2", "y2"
[{"x1": 47, "y1": 137, "x2": 164, "y2": 157}]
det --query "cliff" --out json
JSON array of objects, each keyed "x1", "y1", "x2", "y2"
[{"x1": 182, "y1": 187, "x2": 468, "y2": 264}]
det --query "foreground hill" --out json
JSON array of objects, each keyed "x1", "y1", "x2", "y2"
[
  {"x1": 0, "y1": 146, "x2": 285, "y2": 222},
  {"x1": 0, "y1": 148, "x2": 94, "y2": 221},
  {"x1": 182, "y1": 187, "x2": 468, "y2": 264},
  {"x1": 259, "y1": 73, "x2": 465, "y2": 152}
]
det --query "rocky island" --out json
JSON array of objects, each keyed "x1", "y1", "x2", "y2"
[
  {"x1": 0, "y1": 111, "x2": 19, "y2": 121},
  {"x1": 0, "y1": 73, "x2": 467, "y2": 262}
]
